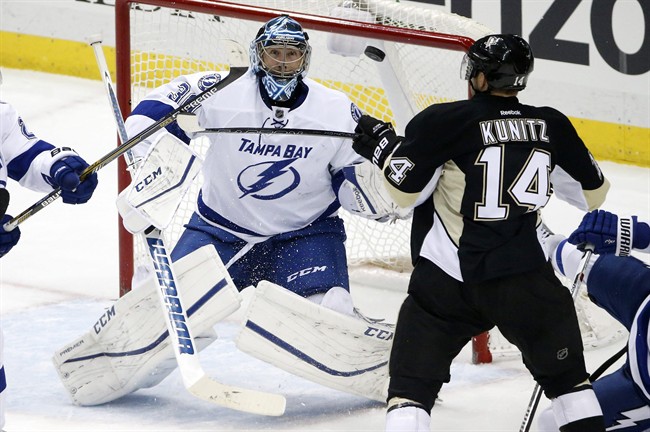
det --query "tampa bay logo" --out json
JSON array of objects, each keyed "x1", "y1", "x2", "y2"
[
  {"x1": 238, "y1": 159, "x2": 300, "y2": 199},
  {"x1": 198, "y1": 73, "x2": 221, "y2": 91}
]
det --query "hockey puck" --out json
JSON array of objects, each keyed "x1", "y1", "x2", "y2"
[{"x1": 364, "y1": 45, "x2": 386, "y2": 62}]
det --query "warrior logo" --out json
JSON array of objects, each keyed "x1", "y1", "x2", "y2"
[{"x1": 238, "y1": 158, "x2": 300, "y2": 199}]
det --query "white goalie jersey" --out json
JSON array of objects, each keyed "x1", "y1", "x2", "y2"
[{"x1": 125, "y1": 70, "x2": 373, "y2": 241}]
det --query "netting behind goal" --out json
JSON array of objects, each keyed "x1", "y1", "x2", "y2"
[
  {"x1": 114, "y1": 0, "x2": 626, "y2": 363},
  {"x1": 114, "y1": 0, "x2": 481, "y2": 282}
]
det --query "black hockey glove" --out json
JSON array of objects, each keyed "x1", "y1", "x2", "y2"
[{"x1": 353, "y1": 115, "x2": 401, "y2": 168}]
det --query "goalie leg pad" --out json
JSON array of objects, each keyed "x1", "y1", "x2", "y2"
[
  {"x1": 236, "y1": 281, "x2": 394, "y2": 401},
  {"x1": 53, "y1": 245, "x2": 241, "y2": 405}
]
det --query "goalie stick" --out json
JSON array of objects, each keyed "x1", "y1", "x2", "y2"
[
  {"x1": 2, "y1": 64, "x2": 247, "y2": 233},
  {"x1": 519, "y1": 245, "x2": 595, "y2": 432},
  {"x1": 89, "y1": 38, "x2": 285, "y2": 416},
  {"x1": 177, "y1": 113, "x2": 355, "y2": 138}
]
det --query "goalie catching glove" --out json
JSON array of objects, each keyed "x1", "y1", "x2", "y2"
[
  {"x1": 353, "y1": 115, "x2": 403, "y2": 169},
  {"x1": 338, "y1": 162, "x2": 411, "y2": 222}
]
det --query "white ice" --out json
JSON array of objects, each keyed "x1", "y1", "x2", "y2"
[{"x1": 0, "y1": 68, "x2": 648, "y2": 431}]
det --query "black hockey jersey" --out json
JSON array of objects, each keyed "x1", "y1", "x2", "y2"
[{"x1": 383, "y1": 92, "x2": 610, "y2": 283}]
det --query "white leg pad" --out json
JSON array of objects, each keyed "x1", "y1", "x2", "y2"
[
  {"x1": 236, "y1": 281, "x2": 393, "y2": 401},
  {"x1": 52, "y1": 245, "x2": 241, "y2": 405}
]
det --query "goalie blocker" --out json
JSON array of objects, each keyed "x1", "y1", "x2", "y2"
[{"x1": 116, "y1": 133, "x2": 202, "y2": 233}]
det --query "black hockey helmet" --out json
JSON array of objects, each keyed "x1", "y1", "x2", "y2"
[{"x1": 461, "y1": 34, "x2": 534, "y2": 91}]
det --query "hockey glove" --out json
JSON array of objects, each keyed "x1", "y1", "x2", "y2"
[
  {"x1": 353, "y1": 115, "x2": 402, "y2": 168},
  {"x1": 568, "y1": 209, "x2": 649, "y2": 256},
  {"x1": 50, "y1": 156, "x2": 99, "y2": 204},
  {"x1": 0, "y1": 215, "x2": 20, "y2": 258}
]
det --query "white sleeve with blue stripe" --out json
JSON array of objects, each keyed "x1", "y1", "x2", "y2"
[
  {"x1": 0, "y1": 100, "x2": 70, "y2": 192},
  {"x1": 124, "y1": 71, "x2": 227, "y2": 162}
]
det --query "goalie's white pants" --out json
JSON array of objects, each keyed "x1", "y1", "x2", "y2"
[
  {"x1": 237, "y1": 281, "x2": 394, "y2": 401},
  {"x1": 52, "y1": 245, "x2": 241, "y2": 405}
]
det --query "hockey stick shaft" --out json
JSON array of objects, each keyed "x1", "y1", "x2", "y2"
[
  {"x1": 145, "y1": 229, "x2": 285, "y2": 415},
  {"x1": 519, "y1": 246, "x2": 594, "y2": 432},
  {"x1": 199, "y1": 127, "x2": 354, "y2": 138},
  {"x1": 590, "y1": 345, "x2": 626, "y2": 382},
  {"x1": 177, "y1": 114, "x2": 354, "y2": 138},
  {"x1": 2, "y1": 68, "x2": 243, "y2": 232},
  {"x1": 90, "y1": 39, "x2": 133, "y2": 163},
  {"x1": 91, "y1": 43, "x2": 285, "y2": 415}
]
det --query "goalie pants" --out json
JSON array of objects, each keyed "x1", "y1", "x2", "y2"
[
  {"x1": 587, "y1": 254, "x2": 650, "y2": 431},
  {"x1": 388, "y1": 258, "x2": 590, "y2": 411},
  {"x1": 171, "y1": 212, "x2": 350, "y2": 297}
]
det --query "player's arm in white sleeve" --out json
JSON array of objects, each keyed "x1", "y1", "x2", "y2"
[
  {"x1": 0, "y1": 101, "x2": 86, "y2": 193},
  {"x1": 124, "y1": 71, "x2": 225, "y2": 162}
]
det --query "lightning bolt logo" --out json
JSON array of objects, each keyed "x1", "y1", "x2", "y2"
[
  {"x1": 610, "y1": 405, "x2": 650, "y2": 430},
  {"x1": 238, "y1": 158, "x2": 300, "y2": 199}
]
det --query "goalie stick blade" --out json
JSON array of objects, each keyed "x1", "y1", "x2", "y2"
[{"x1": 188, "y1": 375, "x2": 286, "y2": 416}]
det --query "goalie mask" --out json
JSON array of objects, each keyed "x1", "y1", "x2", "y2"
[
  {"x1": 250, "y1": 15, "x2": 311, "y2": 102},
  {"x1": 460, "y1": 34, "x2": 534, "y2": 91}
]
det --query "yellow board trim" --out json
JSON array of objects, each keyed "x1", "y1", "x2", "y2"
[{"x1": 1, "y1": 31, "x2": 648, "y2": 167}]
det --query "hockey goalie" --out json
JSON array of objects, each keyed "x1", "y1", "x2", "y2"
[{"x1": 53, "y1": 15, "x2": 409, "y2": 411}]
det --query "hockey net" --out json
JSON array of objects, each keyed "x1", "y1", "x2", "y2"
[{"x1": 114, "y1": 0, "x2": 626, "y2": 363}]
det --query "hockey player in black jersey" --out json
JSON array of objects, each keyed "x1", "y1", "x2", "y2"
[{"x1": 353, "y1": 34, "x2": 611, "y2": 431}]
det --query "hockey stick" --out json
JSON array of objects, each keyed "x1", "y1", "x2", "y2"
[
  {"x1": 590, "y1": 345, "x2": 627, "y2": 382},
  {"x1": 177, "y1": 113, "x2": 355, "y2": 138},
  {"x1": 1, "y1": 65, "x2": 246, "y2": 233},
  {"x1": 90, "y1": 39, "x2": 285, "y2": 416},
  {"x1": 519, "y1": 245, "x2": 595, "y2": 432}
]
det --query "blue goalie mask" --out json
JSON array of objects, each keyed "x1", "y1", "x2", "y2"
[{"x1": 250, "y1": 15, "x2": 311, "y2": 102}]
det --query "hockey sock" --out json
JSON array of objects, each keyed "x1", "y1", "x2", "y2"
[
  {"x1": 551, "y1": 239, "x2": 596, "y2": 281},
  {"x1": 552, "y1": 383, "x2": 604, "y2": 432},
  {"x1": 386, "y1": 398, "x2": 431, "y2": 432}
]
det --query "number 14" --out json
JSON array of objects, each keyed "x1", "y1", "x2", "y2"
[{"x1": 475, "y1": 146, "x2": 551, "y2": 220}]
